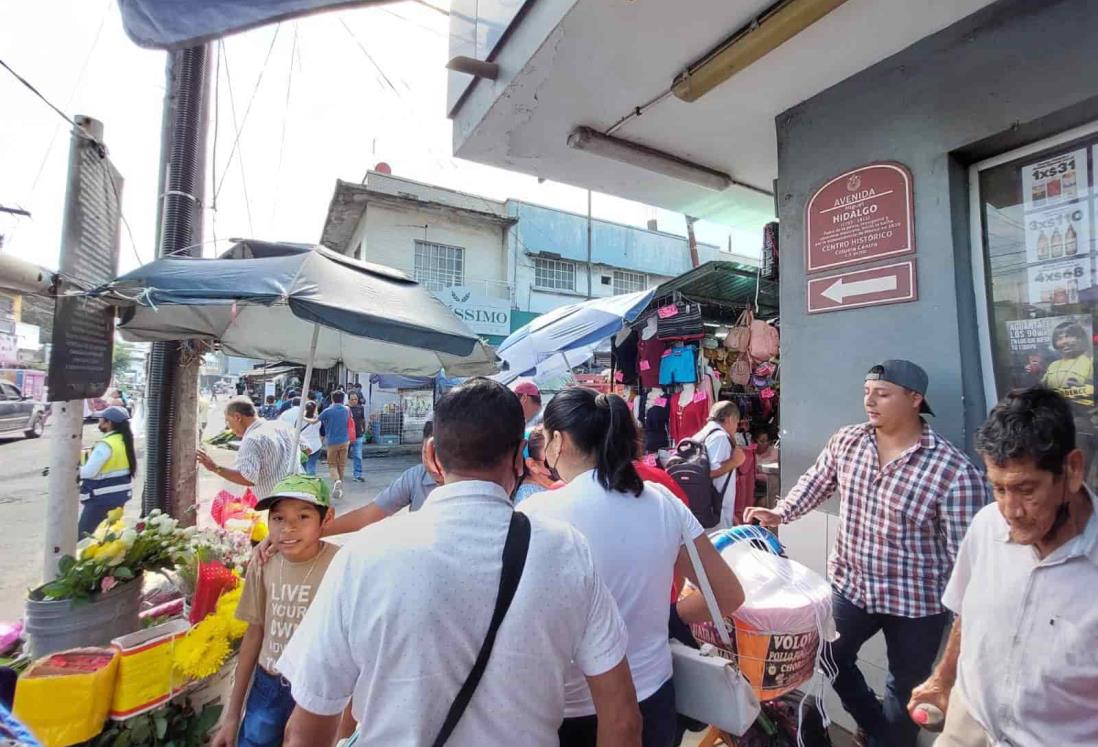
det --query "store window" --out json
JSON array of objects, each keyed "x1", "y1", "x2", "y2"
[
  {"x1": 612, "y1": 269, "x2": 647, "y2": 295},
  {"x1": 413, "y1": 240, "x2": 465, "y2": 291},
  {"x1": 534, "y1": 257, "x2": 576, "y2": 291},
  {"x1": 974, "y1": 125, "x2": 1097, "y2": 479}
]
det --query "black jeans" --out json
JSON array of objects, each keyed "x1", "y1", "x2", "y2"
[
  {"x1": 829, "y1": 590, "x2": 949, "y2": 747},
  {"x1": 558, "y1": 678, "x2": 677, "y2": 747}
]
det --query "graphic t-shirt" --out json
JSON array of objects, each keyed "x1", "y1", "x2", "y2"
[{"x1": 236, "y1": 542, "x2": 340, "y2": 674}]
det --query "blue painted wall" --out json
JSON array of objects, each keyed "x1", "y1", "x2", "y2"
[{"x1": 506, "y1": 200, "x2": 723, "y2": 276}]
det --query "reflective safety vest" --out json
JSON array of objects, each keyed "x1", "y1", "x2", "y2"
[{"x1": 80, "y1": 431, "x2": 133, "y2": 502}]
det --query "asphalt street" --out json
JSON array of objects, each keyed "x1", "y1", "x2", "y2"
[{"x1": 0, "y1": 405, "x2": 419, "y2": 622}]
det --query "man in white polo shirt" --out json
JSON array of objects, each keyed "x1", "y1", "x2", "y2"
[
  {"x1": 278, "y1": 378, "x2": 641, "y2": 747},
  {"x1": 909, "y1": 387, "x2": 1098, "y2": 746},
  {"x1": 689, "y1": 401, "x2": 745, "y2": 528}
]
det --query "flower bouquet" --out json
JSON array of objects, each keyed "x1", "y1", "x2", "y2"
[
  {"x1": 168, "y1": 526, "x2": 252, "y2": 601},
  {"x1": 32, "y1": 509, "x2": 192, "y2": 603}
]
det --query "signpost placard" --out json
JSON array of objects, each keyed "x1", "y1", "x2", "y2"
[
  {"x1": 48, "y1": 122, "x2": 122, "y2": 401},
  {"x1": 806, "y1": 162, "x2": 915, "y2": 273},
  {"x1": 807, "y1": 260, "x2": 918, "y2": 314}
]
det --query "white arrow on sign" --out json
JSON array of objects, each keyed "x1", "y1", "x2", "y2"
[{"x1": 820, "y1": 273, "x2": 898, "y2": 303}]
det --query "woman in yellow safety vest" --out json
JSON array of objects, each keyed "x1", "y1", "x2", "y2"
[{"x1": 78, "y1": 405, "x2": 137, "y2": 537}]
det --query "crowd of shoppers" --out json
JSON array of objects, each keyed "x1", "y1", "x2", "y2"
[{"x1": 195, "y1": 361, "x2": 1096, "y2": 747}]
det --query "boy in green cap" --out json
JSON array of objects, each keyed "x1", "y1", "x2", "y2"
[{"x1": 212, "y1": 475, "x2": 339, "y2": 747}]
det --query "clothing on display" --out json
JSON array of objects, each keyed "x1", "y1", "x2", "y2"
[
  {"x1": 643, "y1": 396, "x2": 670, "y2": 453},
  {"x1": 659, "y1": 345, "x2": 698, "y2": 386},
  {"x1": 669, "y1": 390, "x2": 710, "y2": 446},
  {"x1": 656, "y1": 300, "x2": 704, "y2": 340},
  {"x1": 637, "y1": 337, "x2": 667, "y2": 388},
  {"x1": 611, "y1": 331, "x2": 639, "y2": 385}
]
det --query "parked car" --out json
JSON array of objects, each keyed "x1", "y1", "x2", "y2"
[{"x1": 0, "y1": 381, "x2": 48, "y2": 439}]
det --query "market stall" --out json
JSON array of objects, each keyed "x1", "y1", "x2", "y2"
[{"x1": 613, "y1": 260, "x2": 781, "y2": 510}]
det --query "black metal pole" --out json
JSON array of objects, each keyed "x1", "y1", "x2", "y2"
[{"x1": 144, "y1": 45, "x2": 210, "y2": 515}]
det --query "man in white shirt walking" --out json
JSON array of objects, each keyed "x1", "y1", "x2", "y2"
[
  {"x1": 197, "y1": 398, "x2": 299, "y2": 499},
  {"x1": 279, "y1": 378, "x2": 641, "y2": 747},
  {"x1": 690, "y1": 401, "x2": 745, "y2": 528},
  {"x1": 909, "y1": 387, "x2": 1098, "y2": 746}
]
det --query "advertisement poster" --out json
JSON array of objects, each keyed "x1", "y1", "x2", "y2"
[
  {"x1": 1027, "y1": 257, "x2": 1091, "y2": 305},
  {"x1": 1023, "y1": 202, "x2": 1090, "y2": 264},
  {"x1": 1021, "y1": 148, "x2": 1088, "y2": 212},
  {"x1": 1005, "y1": 315, "x2": 1093, "y2": 407}
]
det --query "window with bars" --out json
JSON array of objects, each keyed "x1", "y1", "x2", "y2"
[
  {"x1": 534, "y1": 257, "x2": 576, "y2": 291},
  {"x1": 612, "y1": 269, "x2": 647, "y2": 294},
  {"x1": 413, "y1": 241, "x2": 465, "y2": 291}
]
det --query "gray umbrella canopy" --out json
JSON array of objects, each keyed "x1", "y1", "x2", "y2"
[{"x1": 91, "y1": 242, "x2": 497, "y2": 377}]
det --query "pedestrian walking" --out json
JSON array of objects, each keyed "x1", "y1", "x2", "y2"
[
  {"x1": 317, "y1": 391, "x2": 351, "y2": 499},
  {"x1": 521, "y1": 387, "x2": 744, "y2": 747},
  {"x1": 78, "y1": 406, "x2": 137, "y2": 537},
  {"x1": 299, "y1": 402, "x2": 322, "y2": 476},
  {"x1": 259, "y1": 395, "x2": 279, "y2": 420},
  {"x1": 511, "y1": 379, "x2": 543, "y2": 427},
  {"x1": 746, "y1": 360, "x2": 990, "y2": 747},
  {"x1": 348, "y1": 392, "x2": 367, "y2": 482},
  {"x1": 688, "y1": 401, "x2": 746, "y2": 528},
  {"x1": 197, "y1": 398, "x2": 300, "y2": 500},
  {"x1": 278, "y1": 378, "x2": 641, "y2": 747},
  {"x1": 909, "y1": 387, "x2": 1098, "y2": 746}
]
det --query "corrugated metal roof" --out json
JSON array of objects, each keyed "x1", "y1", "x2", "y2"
[{"x1": 655, "y1": 261, "x2": 778, "y2": 318}]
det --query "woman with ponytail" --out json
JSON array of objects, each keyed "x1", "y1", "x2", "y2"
[{"x1": 520, "y1": 387, "x2": 745, "y2": 747}]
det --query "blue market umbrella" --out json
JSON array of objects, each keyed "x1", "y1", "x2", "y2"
[{"x1": 496, "y1": 289, "x2": 656, "y2": 380}]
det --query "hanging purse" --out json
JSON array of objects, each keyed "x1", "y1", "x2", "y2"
[
  {"x1": 730, "y1": 355, "x2": 751, "y2": 387},
  {"x1": 671, "y1": 525, "x2": 760, "y2": 737},
  {"x1": 724, "y1": 308, "x2": 753, "y2": 352}
]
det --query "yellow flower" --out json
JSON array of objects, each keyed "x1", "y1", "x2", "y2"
[
  {"x1": 98, "y1": 539, "x2": 127, "y2": 566},
  {"x1": 77, "y1": 538, "x2": 101, "y2": 561},
  {"x1": 214, "y1": 587, "x2": 248, "y2": 639},
  {"x1": 106, "y1": 507, "x2": 125, "y2": 524},
  {"x1": 173, "y1": 616, "x2": 231, "y2": 680},
  {"x1": 250, "y1": 519, "x2": 268, "y2": 543}
]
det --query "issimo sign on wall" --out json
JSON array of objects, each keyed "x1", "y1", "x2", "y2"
[
  {"x1": 434, "y1": 286, "x2": 511, "y2": 337},
  {"x1": 805, "y1": 162, "x2": 915, "y2": 273}
]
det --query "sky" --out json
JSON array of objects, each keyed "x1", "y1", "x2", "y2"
[{"x1": 0, "y1": 0, "x2": 761, "y2": 278}]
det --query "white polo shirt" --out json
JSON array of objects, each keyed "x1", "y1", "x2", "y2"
[
  {"x1": 943, "y1": 488, "x2": 1098, "y2": 746},
  {"x1": 278, "y1": 479, "x2": 628, "y2": 746},
  {"x1": 521, "y1": 471, "x2": 704, "y2": 716}
]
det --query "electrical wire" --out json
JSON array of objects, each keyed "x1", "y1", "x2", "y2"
[
  {"x1": 219, "y1": 45, "x2": 256, "y2": 236},
  {"x1": 0, "y1": 57, "x2": 78, "y2": 129},
  {"x1": 212, "y1": 24, "x2": 281, "y2": 204}
]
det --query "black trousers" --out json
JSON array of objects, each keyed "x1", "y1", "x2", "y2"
[{"x1": 558, "y1": 678, "x2": 677, "y2": 747}]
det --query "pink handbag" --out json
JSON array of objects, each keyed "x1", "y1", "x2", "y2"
[{"x1": 724, "y1": 308, "x2": 753, "y2": 352}]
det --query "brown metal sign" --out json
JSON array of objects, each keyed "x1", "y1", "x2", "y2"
[
  {"x1": 806, "y1": 162, "x2": 915, "y2": 273},
  {"x1": 807, "y1": 260, "x2": 918, "y2": 314}
]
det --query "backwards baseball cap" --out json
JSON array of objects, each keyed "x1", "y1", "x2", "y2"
[
  {"x1": 255, "y1": 474, "x2": 331, "y2": 512},
  {"x1": 95, "y1": 406, "x2": 130, "y2": 424},
  {"x1": 511, "y1": 380, "x2": 541, "y2": 399},
  {"x1": 865, "y1": 359, "x2": 935, "y2": 416}
]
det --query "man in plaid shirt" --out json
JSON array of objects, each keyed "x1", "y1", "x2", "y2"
[{"x1": 747, "y1": 360, "x2": 990, "y2": 747}]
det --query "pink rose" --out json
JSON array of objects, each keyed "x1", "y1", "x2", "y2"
[{"x1": 101, "y1": 576, "x2": 118, "y2": 593}]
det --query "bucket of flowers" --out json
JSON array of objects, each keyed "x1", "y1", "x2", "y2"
[{"x1": 24, "y1": 509, "x2": 193, "y2": 658}]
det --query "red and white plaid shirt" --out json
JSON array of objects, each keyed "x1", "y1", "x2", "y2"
[{"x1": 776, "y1": 422, "x2": 990, "y2": 618}]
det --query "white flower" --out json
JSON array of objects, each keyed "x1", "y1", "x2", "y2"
[
  {"x1": 158, "y1": 517, "x2": 179, "y2": 535},
  {"x1": 120, "y1": 529, "x2": 138, "y2": 549}
]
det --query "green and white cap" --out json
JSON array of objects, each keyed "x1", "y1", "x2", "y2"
[{"x1": 255, "y1": 474, "x2": 331, "y2": 511}]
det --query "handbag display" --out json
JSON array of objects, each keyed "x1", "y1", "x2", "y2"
[
  {"x1": 730, "y1": 355, "x2": 752, "y2": 387},
  {"x1": 671, "y1": 524, "x2": 760, "y2": 736},
  {"x1": 724, "y1": 308, "x2": 753, "y2": 352}
]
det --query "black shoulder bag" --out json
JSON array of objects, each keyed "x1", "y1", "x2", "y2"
[{"x1": 430, "y1": 511, "x2": 531, "y2": 747}]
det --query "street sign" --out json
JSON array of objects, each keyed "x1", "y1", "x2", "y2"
[
  {"x1": 48, "y1": 119, "x2": 122, "y2": 402},
  {"x1": 807, "y1": 260, "x2": 918, "y2": 314},
  {"x1": 806, "y1": 162, "x2": 915, "y2": 273}
]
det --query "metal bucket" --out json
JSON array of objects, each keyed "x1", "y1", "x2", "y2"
[{"x1": 24, "y1": 575, "x2": 142, "y2": 658}]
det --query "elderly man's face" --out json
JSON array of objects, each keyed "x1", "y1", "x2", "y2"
[{"x1": 985, "y1": 451, "x2": 1084, "y2": 546}]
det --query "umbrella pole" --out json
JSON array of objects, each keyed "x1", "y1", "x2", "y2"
[{"x1": 291, "y1": 323, "x2": 320, "y2": 473}]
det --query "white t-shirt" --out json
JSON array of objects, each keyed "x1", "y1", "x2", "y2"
[
  {"x1": 278, "y1": 480, "x2": 627, "y2": 746},
  {"x1": 520, "y1": 470, "x2": 704, "y2": 715},
  {"x1": 695, "y1": 423, "x2": 736, "y2": 498},
  {"x1": 942, "y1": 490, "x2": 1098, "y2": 746}
]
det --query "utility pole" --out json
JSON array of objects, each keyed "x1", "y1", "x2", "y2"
[
  {"x1": 586, "y1": 189, "x2": 593, "y2": 298},
  {"x1": 685, "y1": 215, "x2": 701, "y2": 268},
  {"x1": 144, "y1": 46, "x2": 211, "y2": 524}
]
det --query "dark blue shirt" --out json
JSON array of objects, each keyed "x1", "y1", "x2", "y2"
[{"x1": 318, "y1": 403, "x2": 351, "y2": 446}]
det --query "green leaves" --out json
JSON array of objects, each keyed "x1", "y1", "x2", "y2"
[
  {"x1": 114, "y1": 566, "x2": 135, "y2": 581},
  {"x1": 58, "y1": 555, "x2": 76, "y2": 575},
  {"x1": 92, "y1": 700, "x2": 224, "y2": 746}
]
